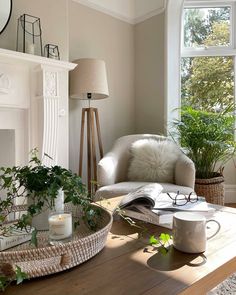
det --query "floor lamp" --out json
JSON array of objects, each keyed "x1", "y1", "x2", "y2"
[{"x1": 70, "y1": 58, "x2": 109, "y2": 193}]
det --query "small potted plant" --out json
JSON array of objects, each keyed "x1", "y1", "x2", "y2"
[
  {"x1": 0, "y1": 149, "x2": 99, "y2": 234},
  {"x1": 172, "y1": 106, "x2": 236, "y2": 205}
]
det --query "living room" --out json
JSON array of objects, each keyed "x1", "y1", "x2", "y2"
[{"x1": 1, "y1": 0, "x2": 236, "y2": 294}]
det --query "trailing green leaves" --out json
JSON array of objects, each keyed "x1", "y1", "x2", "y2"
[
  {"x1": 0, "y1": 266, "x2": 28, "y2": 291},
  {"x1": 149, "y1": 233, "x2": 172, "y2": 254},
  {"x1": 0, "y1": 276, "x2": 8, "y2": 291},
  {"x1": 15, "y1": 266, "x2": 28, "y2": 285},
  {"x1": 30, "y1": 229, "x2": 38, "y2": 247}
]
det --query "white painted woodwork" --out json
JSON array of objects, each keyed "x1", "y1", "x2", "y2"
[
  {"x1": 165, "y1": 0, "x2": 184, "y2": 132},
  {"x1": 0, "y1": 48, "x2": 76, "y2": 168},
  {"x1": 134, "y1": 0, "x2": 166, "y2": 24},
  {"x1": 73, "y1": 0, "x2": 166, "y2": 24}
]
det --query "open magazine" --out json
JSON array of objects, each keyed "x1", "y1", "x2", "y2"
[
  {"x1": 119, "y1": 183, "x2": 163, "y2": 209},
  {"x1": 118, "y1": 184, "x2": 215, "y2": 228},
  {"x1": 119, "y1": 184, "x2": 173, "y2": 228}
]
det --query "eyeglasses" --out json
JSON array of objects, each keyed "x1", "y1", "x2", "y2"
[{"x1": 167, "y1": 191, "x2": 198, "y2": 206}]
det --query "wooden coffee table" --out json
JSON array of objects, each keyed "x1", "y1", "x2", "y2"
[{"x1": 5, "y1": 197, "x2": 236, "y2": 295}]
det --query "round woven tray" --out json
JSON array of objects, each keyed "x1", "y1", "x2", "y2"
[{"x1": 0, "y1": 204, "x2": 112, "y2": 278}]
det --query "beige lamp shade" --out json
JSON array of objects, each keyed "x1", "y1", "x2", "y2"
[{"x1": 70, "y1": 58, "x2": 109, "y2": 100}]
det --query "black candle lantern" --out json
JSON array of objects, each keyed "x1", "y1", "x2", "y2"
[
  {"x1": 44, "y1": 44, "x2": 60, "y2": 60},
  {"x1": 16, "y1": 14, "x2": 43, "y2": 56}
]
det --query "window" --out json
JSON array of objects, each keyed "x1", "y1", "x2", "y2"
[
  {"x1": 183, "y1": 6, "x2": 231, "y2": 48},
  {"x1": 181, "y1": 3, "x2": 235, "y2": 113},
  {"x1": 181, "y1": 56, "x2": 234, "y2": 112}
]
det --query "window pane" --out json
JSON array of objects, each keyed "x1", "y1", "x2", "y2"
[
  {"x1": 181, "y1": 56, "x2": 234, "y2": 112},
  {"x1": 183, "y1": 7, "x2": 231, "y2": 48}
]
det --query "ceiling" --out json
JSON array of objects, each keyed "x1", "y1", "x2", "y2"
[{"x1": 73, "y1": 0, "x2": 166, "y2": 24}]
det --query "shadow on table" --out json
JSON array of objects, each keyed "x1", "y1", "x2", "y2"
[{"x1": 147, "y1": 245, "x2": 207, "y2": 271}]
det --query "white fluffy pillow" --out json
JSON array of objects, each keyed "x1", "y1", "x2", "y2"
[{"x1": 127, "y1": 139, "x2": 180, "y2": 183}]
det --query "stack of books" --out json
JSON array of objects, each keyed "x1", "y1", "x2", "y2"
[
  {"x1": 119, "y1": 184, "x2": 215, "y2": 229},
  {"x1": 0, "y1": 223, "x2": 34, "y2": 251}
]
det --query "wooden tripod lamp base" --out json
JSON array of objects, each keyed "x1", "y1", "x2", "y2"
[
  {"x1": 79, "y1": 107, "x2": 103, "y2": 193},
  {"x1": 69, "y1": 58, "x2": 109, "y2": 194}
]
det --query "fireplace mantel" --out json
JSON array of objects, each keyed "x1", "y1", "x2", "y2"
[
  {"x1": 0, "y1": 48, "x2": 75, "y2": 70},
  {"x1": 0, "y1": 48, "x2": 76, "y2": 168}
]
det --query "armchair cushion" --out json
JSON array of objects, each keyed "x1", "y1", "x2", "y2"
[{"x1": 128, "y1": 139, "x2": 180, "y2": 183}]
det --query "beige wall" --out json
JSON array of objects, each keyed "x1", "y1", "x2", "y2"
[
  {"x1": 134, "y1": 13, "x2": 165, "y2": 135},
  {"x1": 0, "y1": 0, "x2": 135, "y2": 184},
  {"x1": 0, "y1": 0, "x2": 69, "y2": 60},
  {"x1": 68, "y1": 2, "x2": 135, "y2": 177}
]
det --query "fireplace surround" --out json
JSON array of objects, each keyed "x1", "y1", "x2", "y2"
[{"x1": 0, "y1": 48, "x2": 76, "y2": 168}]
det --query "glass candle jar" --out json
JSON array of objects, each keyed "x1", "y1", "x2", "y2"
[{"x1": 48, "y1": 211, "x2": 72, "y2": 245}]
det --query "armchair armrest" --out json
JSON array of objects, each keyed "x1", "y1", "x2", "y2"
[
  {"x1": 175, "y1": 153, "x2": 195, "y2": 189},
  {"x1": 97, "y1": 137, "x2": 134, "y2": 187},
  {"x1": 97, "y1": 152, "x2": 119, "y2": 187}
]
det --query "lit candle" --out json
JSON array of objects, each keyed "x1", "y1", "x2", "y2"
[{"x1": 48, "y1": 213, "x2": 72, "y2": 241}]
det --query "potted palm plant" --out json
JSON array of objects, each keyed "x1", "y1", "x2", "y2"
[{"x1": 172, "y1": 107, "x2": 236, "y2": 205}]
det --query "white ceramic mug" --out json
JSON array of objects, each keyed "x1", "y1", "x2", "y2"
[{"x1": 173, "y1": 212, "x2": 221, "y2": 254}]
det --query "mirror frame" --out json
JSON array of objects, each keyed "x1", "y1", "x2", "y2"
[{"x1": 0, "y1": 0, "x2": 12, "y2": 35}]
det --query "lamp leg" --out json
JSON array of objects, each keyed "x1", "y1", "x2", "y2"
[
  {"x1": 94, "y1": 108, "x2": 104, "y2": 158},
  {"x1": 90, "y1": 109, "x2": 97, "y2": 192},
  {"x1": 79, "y1": 108, "x2": 104, "y2": 195},
  {"x1": 87, "y1": 108, "x2": 92, "y2": 192},
  {"x1": 78, "y1": 109, "x2": 85, "y2": 177}
]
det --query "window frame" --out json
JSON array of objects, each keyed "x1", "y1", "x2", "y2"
[
  {"x1": 180, "y1": 0, "x2": 236, "y2": 138},
  {"x1": 182, "y1": 1, "x2": 235, "y2": 57}
]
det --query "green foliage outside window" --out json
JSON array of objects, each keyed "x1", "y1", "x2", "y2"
[
  {"x1": 182, "y1": 7, "x2": 234, "y2": 113},
  {"x1": 183, "y1": 7, "x2": 230, "y2": 48}
]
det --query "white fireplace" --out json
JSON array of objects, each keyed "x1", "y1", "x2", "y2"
[{"x1": 0, "y1": 48, "x2": 76, "y2": 168}]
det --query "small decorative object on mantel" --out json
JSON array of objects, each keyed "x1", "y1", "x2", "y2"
[
  {"x1": 44, "y1": 44, "x2": 60, "y2": 60},
  {"x1": 16, "y1": 14, "x2": 43, "y2": 56}
]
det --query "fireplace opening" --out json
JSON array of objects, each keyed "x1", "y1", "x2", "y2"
[{"x1": 0, "y1": 129, "x2": 15, "y2": 168}]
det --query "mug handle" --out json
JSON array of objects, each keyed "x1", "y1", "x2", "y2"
[{"x1": 206, "y1": 219, "x2": 221, "y2": 240}]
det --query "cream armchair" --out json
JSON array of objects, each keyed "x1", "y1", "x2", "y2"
[{"x1": 95, "y1": 134, "x2": 195, "y2": 201}]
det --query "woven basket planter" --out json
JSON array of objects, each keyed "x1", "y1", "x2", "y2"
[
  {"x1": 195, "y1": 174, "x2": 225, "y2": 205},
  {"x1": 0, "y1": 204, "x2": 112, "y2": 279}
]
